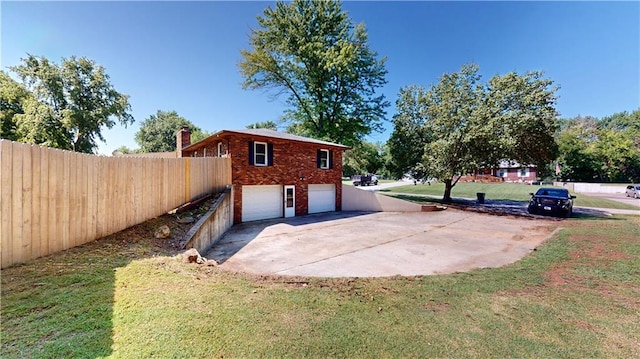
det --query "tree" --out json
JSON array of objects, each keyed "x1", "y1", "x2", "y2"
[
  {"x1": 599, "y1": 109, "x2": 640, "y2": 132},
  {"x1": 135, "y1": 110, "x2": 209, "y2": 153},
  {"x1": 239, "y1": 0, "x2": 389, "y2": 147},
  {"x1": 556, "y1": 117, "x2": 600, "y2": 181},
  {"x1": 556, "y1": 113, "x2": 640, "y2": 182},
  {"x1": 246, "y1": 121, "x2": 279, "y2": 131},
  {"x1": 112, "y1": 145, "x2": 136, "y2": 156},
  {"x1": 9, "y1": 55, "x2": 134, "y2": 153},
  {"x1": 389, "y1": 64, "x2": 559, "y2": 202},
  {"x1": 342, "y1": 141, "x2": 384, "y2": 177},
  {"x1": 0, "y1": 71, "x2": 30, "y2": 141},
  {"x1": 386, "y1": 85, "x2": 429, "y2": 179}
]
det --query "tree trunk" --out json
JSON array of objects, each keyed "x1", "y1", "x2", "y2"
[{"x1": 443, "y1": 178, "x2": 453, "y2": 203}]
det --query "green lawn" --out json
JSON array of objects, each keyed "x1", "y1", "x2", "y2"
[
  {"x1": 382, "y1": 182, "x2": 640, "y2": 210},
  {"x1": 2, "y1": 214, "x2": 639, "y2": 358}
]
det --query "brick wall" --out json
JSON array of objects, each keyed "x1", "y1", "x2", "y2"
[{"x1": 183, "y1": 133, "x2": 344, "y2": 223}]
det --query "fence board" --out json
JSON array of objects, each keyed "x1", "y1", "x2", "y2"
[
  {"x1": 39, "y1": 146, "x2": 49, "y2": 258},
  {"x1": 12, "y1": 143, "x2": 25, "y2": 264},
  {"x1": 1, "y1": 141, "x2": 12, "y2": 267},
  {"x1": 31, "y1": 145, "x2": 41, "y2": 259},
  {"x1": 48, "y1": 147, "x2": 60, "y2": 254},
  {"x1": 87, "y1": 154, "x2": 97, "y2": 244}
]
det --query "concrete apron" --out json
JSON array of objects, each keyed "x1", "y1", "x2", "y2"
[{"x1": 206, "y1": 210, "x2": 556, "y2": 278}]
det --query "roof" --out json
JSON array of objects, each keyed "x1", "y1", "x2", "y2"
[
  {"x1": 183, "y1": 128, "x2": 350, "y2": 151},
  {"x1": 498, "y1": 160, "x2": 536, "y2": 169}
]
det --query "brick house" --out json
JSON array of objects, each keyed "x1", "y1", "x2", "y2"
[
  {"x1": 494, "y1": 161, "x2": 537, "y2": 183},
  {"x1": 177, "y1": 127, "x2": 349, "y2": 223},
  {"x1": 462, "y1": 161, "x2": 538, "y2": 183}
]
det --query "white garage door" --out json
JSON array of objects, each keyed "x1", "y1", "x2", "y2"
[
  {"x1": 308, "y1": 184, "x2": 336, "y2": 214},
  {"x1": 242, "y1": 185, "x2": 283, "y2": 222}
]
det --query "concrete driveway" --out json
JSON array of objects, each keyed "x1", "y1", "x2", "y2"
[{"x1": 205, "y1": 210, "x2": 557, "y2": 278}]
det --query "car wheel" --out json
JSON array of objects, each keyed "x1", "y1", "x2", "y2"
[
  {"x1": 527, "y1": 207, "x2": 536, "y2": 215},
  {"x1": 564, "y1": 209, "x2": 572, "y2": 218},
  {"x1": 626, "y1": 192, "x2": 630, "y2": 197},
  {"x1": 635, "y1": 193, "x2": 639, "y2": 199}
]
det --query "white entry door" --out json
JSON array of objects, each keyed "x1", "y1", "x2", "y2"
[{"x1": 284, "y1": 185, "x2": 295, "y2": 218}]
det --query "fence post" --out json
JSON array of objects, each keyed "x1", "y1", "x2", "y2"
[{"x1": 185, "y1": 157, "x2": 191, "y2": 202}]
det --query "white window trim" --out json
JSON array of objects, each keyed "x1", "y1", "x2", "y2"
[
  {"x1": 319, "y1": 149, "x2": 329, "y2": 169},
  {"x1": 254, "y1": 141, "x2": 268, "y2": 166},
  {"x1": 218, "y1": 142, "x2": 223, "y2": 157},
  {"x1": 518, "y1": 168, "x2": 530, "y2": 177}
]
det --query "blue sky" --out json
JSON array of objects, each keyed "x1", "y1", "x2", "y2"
[{"x1": 2, "y1": 1, "x2": 638, "y2": 155}]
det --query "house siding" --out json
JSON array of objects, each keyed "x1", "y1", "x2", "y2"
[{"x1": 182, "y1": 133, "x2": 343, "y2": 223}]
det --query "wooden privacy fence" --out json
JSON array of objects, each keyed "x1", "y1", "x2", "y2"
[{"x1": 0, "y1": 140, "x2": 232, "y2": 269}]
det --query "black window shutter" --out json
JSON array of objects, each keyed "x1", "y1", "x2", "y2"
[
  {"x1": 268, "y1": 143, "x2": 274, "y2": 166},
  {"x1": 248, "y1": 141, "x2": 254, "y2": 165},
  {"x1": 329, "y1": 150, "x2": 334, "y2": 169},
  {"x1": 317, "y1": 149, "x2": 321, "y2": 168}
]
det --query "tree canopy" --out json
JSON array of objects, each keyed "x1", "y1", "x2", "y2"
[
  {"x1": 5, "y1": 55, "x2": 133, "y2": 153},
  {"x1": 239, "y1": 0, "x2": 389, "y2": 147},
  {"x1": 135, "y1": 110, "x2": 209, "y2": 153},
  {"x1": 388, "y1": 64, "x2": 559, "y2": 202},
  {"x1": 246, "y1": 121, "x2": 279, "y2": 131},
  {"x1": 342, "y1": 141, "x2": 385, "y2": 177},
  {"x1": 0, "y1": 71, "x2": 30, "y2": 141},
  {"x1": 557, "y1": 111, "x2": 640, "y2": 182}
]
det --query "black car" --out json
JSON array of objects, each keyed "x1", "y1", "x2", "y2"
[{"x1": 527, "y1": 188, "x2": 576, "y2": 218}]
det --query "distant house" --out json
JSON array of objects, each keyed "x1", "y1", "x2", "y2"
[
  {"x1": 460, "y1": 161, "x2": 538, "y2": 184},
  {"x1": 493, "y1": 161, "x2": 537, "y2": 183},
  {"x1": 177, "y1": 127, "x2": 349, "y2": 223}
]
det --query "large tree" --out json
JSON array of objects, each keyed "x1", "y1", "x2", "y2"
[
  {"x1": 239, "y1": 0, "x2": 389, "y2": 147},
  {"x1": 246, "y1": 121, "x2": 279, "y2": 131},
  {"x1": 135, "y1": 110, "x2": 209, "y2": 153},
  {"x1": 342, "y1": 140, "x2": 385, "y2": 177},
  {"x1": 389, "y1": 64, "x2": 559, "y2": 202},
  {"x1": 8, "y1": 55, "x2": 133, "y2": 153},
  {"x1": 386, "y1": 85, "x2": 429, "y2": 179},
  {"x1": 0, "y1": 71, "x2": 30, "y2": 141},
  {"x1": 557, "y1": 113, "x2": 640, "y2": 182}
]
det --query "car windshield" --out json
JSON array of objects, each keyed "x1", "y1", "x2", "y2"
[{"x1": 536, "y1": 188, "x2": 568, "y2": 197}]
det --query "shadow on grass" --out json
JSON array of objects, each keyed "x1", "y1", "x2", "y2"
[
  {"x1": 387, "y1": 194, "x2": 616, "y2": 221},
  {"x1": 0, "y1": 215, "x2": 186, "y2": 358}
]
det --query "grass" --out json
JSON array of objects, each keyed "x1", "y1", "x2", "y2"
[
  {"x1": 2, "y1": 213, "x2": 639, "y2": 358},
  {"x1": 382, "y1": 182, "x2": 640, "y2": 210}
]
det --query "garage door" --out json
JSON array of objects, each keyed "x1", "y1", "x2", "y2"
[
  {"x1": 242, "y1": 185, "x2": 283, "y2": 222},
  {"x1": 308, "y1": 184, "x2": 336, "y2": 214}
]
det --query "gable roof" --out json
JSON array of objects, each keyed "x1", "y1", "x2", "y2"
[{"x1": 183, "y1": 128, "x2": 350, "y2": 151}]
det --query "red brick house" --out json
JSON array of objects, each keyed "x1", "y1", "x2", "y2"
[
  {"x1": 177, "y1": 127, "x2": 349, "y2": 223},
  {"x1": 494, "y1": 161, "x2": 537, "y2": 183},
  {"x1": 462, "y1": 161, "x2": 538, "y2": 183}
]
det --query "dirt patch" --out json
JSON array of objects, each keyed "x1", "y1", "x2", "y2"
[{"x1": 503, "y1": 219, "x2": 640, "y2": 310}]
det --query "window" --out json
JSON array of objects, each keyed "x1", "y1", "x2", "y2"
[
  {"x1": 319, "y1": 149, "x2": 329, "y2": 169},
  {"x1": 254, "y1": 142, "x2": 267, "y2": 166},
  {"x1": 497, "y1": 169, "x2": 507, "y2": 178},
  {"x1": 518, "y1": 168, "x2": 529, "y2": 177},
  {"x1": 217, "y1": 142, "x2": 224, "y2": 157},
  {"x1": 248, "y1": 141, "x2": 273, "y2": 166},
  {"x1": 317, "y1": 149, "x2": 333, "y2": 169}
]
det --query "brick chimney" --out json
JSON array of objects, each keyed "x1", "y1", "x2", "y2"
[{"x1": 176, "y1": 126, "x2": 191, "y2": 157}]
